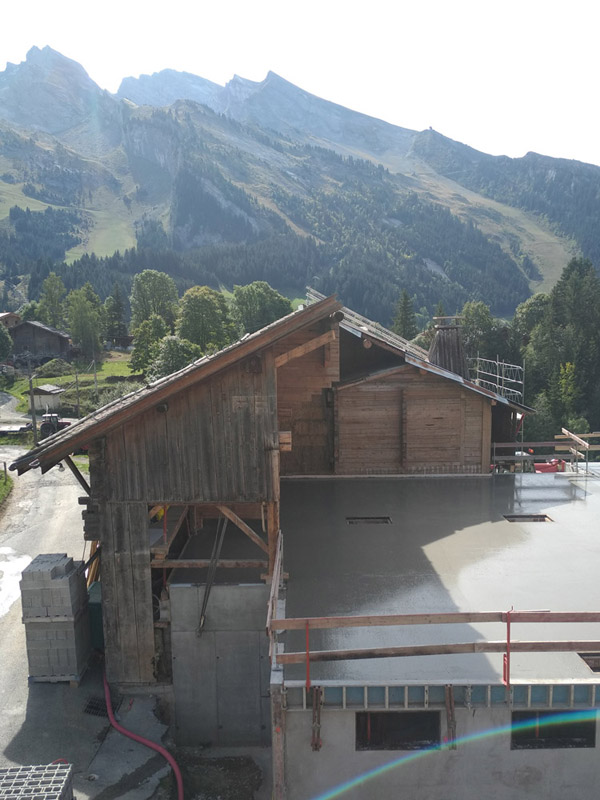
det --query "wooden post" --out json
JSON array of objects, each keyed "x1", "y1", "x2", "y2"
[
  {"x1": 28, "y1": 370, "x2": 38, "y2": 445},
  {"x1": 267, "y1": 501, "x2": 280, "y2": 578},
  {"x1": 267, "y1": 446, "x2": 281, "y2": 577},
  {"x1": 271, "y1": 671, "x2": 286, "y2": 800}
]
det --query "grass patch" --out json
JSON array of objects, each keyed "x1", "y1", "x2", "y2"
[
  {"x1": 71, "y1": 455, "x2": 90, "y2": 475},
  {"x1": 6, "y1": 352, "x2": 143, "y2": 416},
  {"x1": 0, "y1": 432, "x2": 34, "y2": 447},
  {"x1": 0, "y1": 473, "x2": 13, "y2": 507}
]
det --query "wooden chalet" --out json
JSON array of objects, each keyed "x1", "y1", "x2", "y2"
[
  {"x1": 10, "y1": 295, "x2": 527, "y2": 713},
  {"x1": 10, "y1": 320, "x2": 70, "y2": 360}
]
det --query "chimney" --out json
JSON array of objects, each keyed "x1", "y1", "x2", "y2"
[{"x1": 428, "y1": 316, "x2": 469, "y2": 378}]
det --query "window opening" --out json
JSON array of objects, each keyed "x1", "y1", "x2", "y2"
[
  {"x1": 346, "y1": 516, "x2": 392, "y2": 525},
  {"x1": 503, "y1": 514, "x2": 552, "y2": 523},
  {"x1": 511, "y1": 710, "x2": 596, "y2": 749},
  {"x1": 356, "y1": 711, "x2": 440, "y2": 750}
]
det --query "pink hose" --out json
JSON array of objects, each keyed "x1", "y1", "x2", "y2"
[{"x1": 103, "y1": 671, "x2": 184, "y2": 800}]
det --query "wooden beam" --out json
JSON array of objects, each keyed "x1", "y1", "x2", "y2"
[
  {"x1": 150, "y1": 558, "x2": 268, "y2": 569},
  {"x1": 63, "y1": 455, "x2": 90, "y2": 495},
  {"x1": 271, "y1": 674, "x2": 286, "y2": 800},
  {"x1": 277, "y1": 640, "x2": 600, "y2": 665},
  {"x1": 215, "y1": 504, "x2": 269, "y2": 553},
  {"x1": 270, "y1": 610, "x2": 600, "y2": 631},
  {"x1": 562, "y1": 428, "x2": 590, "y2": 449},
  {"x1": 151, "y1": 506, "x2": 189, "y2": 558},
  {"x1": 266, "y1": 531, "x2": 283, "y2": 632},
  {"x1": 274, "y1": 329, "x2": 336, "y2": 369}
]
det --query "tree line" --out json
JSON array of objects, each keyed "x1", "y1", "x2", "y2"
[
  {"x1": 18, "y1": 270, "x2": 293, "y2": 381},
  {"x1": 393, "y1": 257, "x2": 600, "y2": 436}
]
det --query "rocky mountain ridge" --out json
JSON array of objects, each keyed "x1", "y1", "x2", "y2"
[{"x1": 0, "y1": 46, "x2": 596, "y2": 323}]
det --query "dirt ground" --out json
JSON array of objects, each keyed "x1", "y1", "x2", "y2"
[{"x1": 152, "y1": 752, "x2": 264, "y2": 799}]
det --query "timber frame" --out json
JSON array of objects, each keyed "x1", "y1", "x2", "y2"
[{"x1": 10, "y1": 292, "x2": 531, "y2": 687}]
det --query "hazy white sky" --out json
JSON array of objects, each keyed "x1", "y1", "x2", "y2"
[{"x1": 2, "y1": 0, "x2": 599, "y2": 165}]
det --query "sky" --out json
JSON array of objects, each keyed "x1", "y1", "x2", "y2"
[{"x1": 2, "y1": 0, "x2": 599, "y2": 166}]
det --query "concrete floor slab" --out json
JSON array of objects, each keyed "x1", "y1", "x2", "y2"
[{"x1": 280, "y1": 474, "x2": 600, "y2": 684}]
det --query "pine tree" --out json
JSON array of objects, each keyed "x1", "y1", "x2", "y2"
[{"x1": 392, "y1": 290, "x2": 418, "y2": 339}]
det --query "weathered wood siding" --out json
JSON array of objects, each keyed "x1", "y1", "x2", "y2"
[
  {"x1": 276, "y1": 322, "x2": 339, "y2": 475},
  {"x1": 335, "y1": 367, "x2": 491, "y2": 474},
  {"x1": 101, "y1": 352, "x2": 278, "y2": 503},
  {"x1": 98, "y1": 501, "x2": 155, "y2": 684}
]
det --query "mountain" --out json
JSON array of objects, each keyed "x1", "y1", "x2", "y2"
[
  {"x1": 0, "y1": 46, "x2": 109, "y2": 134},
  {"x1": 0, "y1": 47, "x2": 596, "y2": 324}
]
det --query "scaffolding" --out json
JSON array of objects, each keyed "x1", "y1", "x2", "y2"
[{"x1": 469, "y1": 355, "x2": 524, "y2": 403}]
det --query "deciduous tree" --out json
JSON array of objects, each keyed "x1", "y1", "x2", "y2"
[
  {"x1": 176, "y1": 286, "x2": 234, "y2": 351},
  {"x1": 230, "y1": 282, "x2": 292, "y2": 335},
  {"x1": 130, "y1": 270, "x2": 178, "y2": 330}
]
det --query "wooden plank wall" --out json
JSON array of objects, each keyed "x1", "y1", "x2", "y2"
[
  {"x1": 99, "y1": 502, "x2": 156, "y2": 683},
  {"x1": 336, "y1": 383, "x2": 402, "y2": 474},
  {"x1": 276, "y1": 321, "x2": 340, "y2": 475},
  {"x1": 101, "y1": 352, "x2": 278, "y2": 504},
  {"x1": 335, "y1": 367, "x2": 491, "y2": 474}
]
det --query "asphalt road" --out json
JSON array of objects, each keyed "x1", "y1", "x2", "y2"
[{"x1": 0, "y1": 447, "x2": 170, "y2": 799}]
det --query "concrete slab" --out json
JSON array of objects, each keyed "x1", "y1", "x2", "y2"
[{"x1": 280, "y1": 474, "x2": 600, "y2": 684}]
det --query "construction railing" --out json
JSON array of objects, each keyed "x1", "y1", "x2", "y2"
[
  {"x1": 493, "y1": 428, "x2": 600, "y2": 473},
  {"x1": 268, "y1": 610, "x2": 600, "y2": 689}
]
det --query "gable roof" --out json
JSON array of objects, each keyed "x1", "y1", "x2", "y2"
[
  {"x1": 308, "y1": 288, "x2": 532, "y2": 413},
  {"x1": 10, "y1": 295, "x2": 341, "y2": 475},
  {"x1": 12, "y1": 320, "x2": 70, "y2": 339}
]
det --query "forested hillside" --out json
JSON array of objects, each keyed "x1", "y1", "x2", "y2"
[{"x1": 0, "y1": 46, "x2": 599, "y2": 330}]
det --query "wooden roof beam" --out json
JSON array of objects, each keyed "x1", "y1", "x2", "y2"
[{"x1": 274, "y1": 329, "x2": 337, "y2": 369}]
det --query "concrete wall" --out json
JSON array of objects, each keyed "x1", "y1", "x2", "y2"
[
  {"x1": 284, "y1": 707, "x2": 600, "y2": 799},
  {"x1": 170, "y1": 583, "x2": 271, "y2": 746}
]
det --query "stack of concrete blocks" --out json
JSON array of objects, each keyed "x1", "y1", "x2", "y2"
[
  {"x1": 0, "y1": 763, "x2": 73, "y2": 799},
  {"x1": 21, "y1": 553, "x2": 91, "y2": 682}
]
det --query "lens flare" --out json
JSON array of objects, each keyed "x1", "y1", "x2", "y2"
[{"x1": 311, "y1": 709, "x2": 597, "y2": 800}]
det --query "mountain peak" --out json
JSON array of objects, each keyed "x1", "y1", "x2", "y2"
[{"x1": 0, "y1": 45, "x2": 104, "y2": 134}]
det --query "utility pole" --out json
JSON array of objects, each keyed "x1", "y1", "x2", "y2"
[
  {"x1": 92, "y1": 359, "x2": 99, "y2": 403},
  {"x1": 75, "y1": 367, "x2": 81, "y2": 419},
  {"x1": 28, "y1": 362, "x2": 38, "y2": 445}
]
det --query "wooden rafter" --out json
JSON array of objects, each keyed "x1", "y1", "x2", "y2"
[{"x1": 274, "y1": 329, "x2": 336, "y2": 369}]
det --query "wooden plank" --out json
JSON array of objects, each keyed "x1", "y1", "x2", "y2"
[
  {"x1": 270, "y1": 610, "x2": 600, "y2": 631},
  {"x1": 274, "y1": 329, "x2": 336, "y2": 369},
  {"x1": 278, "y1": 640, "x2": 600, "y2": 665},
  {"x1": 562, "y1": 428, "x2": 590, "y2": 449},
  {"x1": 63, "y1": 455, "x2": 90, "y2": 494},
  {"x1": 266, "y1": 501, "x2": 280, "y2": 579},
  {"x1": 271, "y1": 675, "x2": 286, "y2": 800},
  {"x1": 556, "y1": 432, "x2": 600, "y2": 439},
  {"x1": 150, "y1": 558, "x2": 268, "y2": 569},
  {"x1": 279, "y1": 431, "x2": 292, "y2": 452},
  {"x1": 215, "y1": 504, "x2": 269, "y2": 553},
  {"x1": 266, "y1": 531, "x2": 283, "y2": 630}
]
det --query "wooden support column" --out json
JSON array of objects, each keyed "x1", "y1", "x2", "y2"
[
  {"x1": 271, "y1": 671, "x2": 286, "y2": 800},
  {"x1": 101, "y1": 502, "x2": 156, "y2": 684},
  {"x1": 267, "y1": 447, "x2": 281, "y2": 577},
  {"x1": 267, "y1": 502, "x2": 280, "y2": 578}
]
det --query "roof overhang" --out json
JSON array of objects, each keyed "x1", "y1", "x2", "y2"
[{"x1": 11, "y1": 295, "x2": 342, "y2": 476}]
